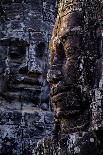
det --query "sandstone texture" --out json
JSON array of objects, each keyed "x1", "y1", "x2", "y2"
[
  {"x1": 37, "y1": 0, "x2": 103, "y2": 154},
  {"x1": 0, "y1": 0, "x2": 56, "y2": 154}
]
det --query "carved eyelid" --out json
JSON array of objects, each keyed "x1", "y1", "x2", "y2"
[
  {"x1": 8, "y1": 45, "x2": 26, "y2": 59},
  {"x1": 8, "y1": 47, "x2": 22, "y2": 55},
  {"x1": 9, "y1": 39, "x2": 28, "y2": 50},
  {"x1": 61, "y1": 26, "x2": 83, "y2": 41}
]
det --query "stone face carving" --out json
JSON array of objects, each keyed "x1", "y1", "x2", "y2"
[
  {"x1": 48, "y1": 11, "x2": 85, "y2": 118},
  {"x1": 48, "y1": 0, "x2": 102, "y2": 133},
  {"x1": 0, "y1": 1, "x2": 56, "y2": 154},
  {"x1": 0, "y1": 38, "x2": 44, "y2": 103},
  {"x1": 0, "y1": 38, "x2": 38, "y2": 103},
  {"x1": 34, "y1": 0, "x2": 103, "y2": 154}
]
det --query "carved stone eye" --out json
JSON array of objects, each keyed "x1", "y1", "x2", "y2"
[
  {"x1": 35, "y1": 42, "x2": 45, "y2": 58},
  {"x1": 8, "y1": 52, "x2": 20, "y2": 59},
  {"x1": 8, "y1": 46, "x2": 26, "y2": 60}
]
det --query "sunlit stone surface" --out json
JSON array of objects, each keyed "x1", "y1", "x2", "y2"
[{"x1": 35, "y1": 0, "x2": 103, "y2": 154}]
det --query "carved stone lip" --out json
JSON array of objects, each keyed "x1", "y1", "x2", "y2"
[
  {"x1": 3, "y1": 92, "x2": 40, "y2": 102},
  {"x1": 5, "y1": 77, "x2": 42, "y2": 101},
  {"x1": 11, "y1": 84, "x2": 42, "y2": 91},
  {"x1": 7, "y1": 83, "x2": 42, "y2": 99},
  {"x1": 51, "y1": 90, "x2": 79, "y2": 102},
  {"x1": 8, "y1": 80, "x2": 42, "y2": 94},
  {"x1": 50, "y1": 84, "x2": 69, "y2": 97},
  {"x1": 51, "y1": 92, "x2": 67, "y2": 103},
  {"x1": 54, "y1": 109, "x2": 81, "y2": 118},
  {"x1": 15, "y1": 76, "x2": 43, "y2": 86},
  {"x1": 50, "y1": 81, "x2": 79, "y2": 97},
  {"x1": 51, "y1": 86, "x2": 81, "y2": 112}
]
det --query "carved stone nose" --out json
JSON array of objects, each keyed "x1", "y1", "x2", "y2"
[
  {"x1": 19, "y1": 63, "x2": 28, "y2": 74},
  {"x1": 47, "y1": 69, "x2": 62, "y2": 84},
  {"x1": 19, "y1": 62, "x2": 42, "y2": 76},
  {"x1": 28, "y1": 69, "x2": 42, "y2": 76}
]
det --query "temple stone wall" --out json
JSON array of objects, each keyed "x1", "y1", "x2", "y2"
[
  {"x1": 0, "y1": 1, "x2": 57, "y2": 154},
  {"x1": 0, "y1": 1, "x2": 102, "y2": 155}
]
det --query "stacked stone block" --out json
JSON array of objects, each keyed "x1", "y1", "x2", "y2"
[{"x1": 0, "y1": 0, "x2": 57, "y2": 154}]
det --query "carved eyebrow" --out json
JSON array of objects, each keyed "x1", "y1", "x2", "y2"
[
  {"x1": 0, "y1": 38, "x2": 29, "y2": 47},
  {"x1": 60, "y1": 26, "x2": 83, "y2": 40},
  {"x1": 8, "y1": 45, "x2": 26, "y2": 58},
  {"x1": 10, "y1": 39, "x2": 29, "y2": 47}
]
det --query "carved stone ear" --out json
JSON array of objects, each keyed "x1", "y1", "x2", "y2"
[{"x1": 35, "y1": 42, "x2": 45, "y2": 58}]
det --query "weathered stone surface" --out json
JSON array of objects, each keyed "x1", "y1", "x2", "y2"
[
  {"x1": 35, "y1": 0, "x2": 103, "y2": 154},
  {"x1": 35, "y1": 131, "x2": 103, "y2": 155},
  {"x1": 48, "y1": 0, "x2": 102, "y2": 133},
  {"x1": 0, "y1": 0, "x2": 102, "y2": 154},
  {"x1": 0, "y1": 0, "x2": 57, "y2": 154}
]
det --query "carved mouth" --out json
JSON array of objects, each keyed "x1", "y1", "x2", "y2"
[
  {"x1": 50, "y1": 85, "x2": 82, "y2": 117},
  {"x1": 51, "y1": 84, "x2": 69, "y2": 97},
  {"x1": 51, "y1": 92, "x2": 66, "y2": 103},
  {"x1": 10, "y1": 84, "x2": 42, "y2": 92},
  {"x1": 3, "y1": 91, "x2": 40, "y2": 103},
  {"x1": 51, "y1": 92, "x2": 80, "y2": 108},
  {"x1": 4, "y1": 76, "x2": 42, "y2": 103},
  {"x1": 9, "y1": 75, "x2": 43, "y2": 90},
  {"x1": 15, "y1": 76, "x2": 43, "y2": 86}
]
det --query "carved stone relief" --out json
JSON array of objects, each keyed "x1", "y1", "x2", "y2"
[
  {"x1": 48, "y1": 0, "x2": 102, "y2": 134},
  {"x1": 35, "y1": 0, "x2": 103, "y2": 154},
  {"x1": 0, "y1": 1, "x2": 56, "y2": 154}
]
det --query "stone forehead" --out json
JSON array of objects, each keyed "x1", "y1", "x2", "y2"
[
  {"x1": 2, "y1": 4, "x2": 43, "y2": 29},
  {"x1": 0, "y1": 37, "x2": 28, "y2": 46},
  {"x1": 57, "y1": 0, "x2": 101, "y2": 18},
  {"x1": 58, "y1": 0, "x2": 100, "y2": 13},
  {"x1": 58, "y1": 0, "x2": 84, "y2": 12},
  {"x1": 0, "y1": 32, "x2": 47, "y2": 46},
  {"x1": 1, "y1": 3, "x2": 50, "y2": 43},
  {"x1": 1, "y1": 0, "x2": 47, "y2": 5},
  {"x1": 2, "y1": 30, "x2": 46, "y2": 41}
]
